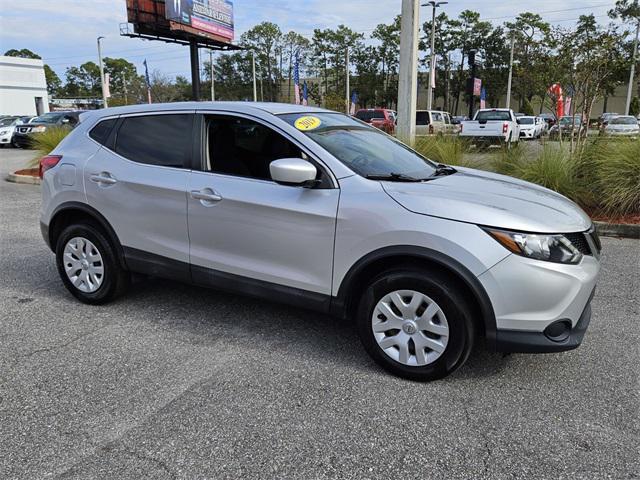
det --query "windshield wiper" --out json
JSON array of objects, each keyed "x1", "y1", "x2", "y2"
[
  {"x1": 432, "y1": 164, "x2": 458, "y2": 176},
  {"x1": 365, "y1": 172, "x2": 426, "y2": 182}
]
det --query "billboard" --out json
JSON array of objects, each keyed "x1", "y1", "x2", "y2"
[{"x1": 166, "y1": 0, "x2": 234, "y2": 41}]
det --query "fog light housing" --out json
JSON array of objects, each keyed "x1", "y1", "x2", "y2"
[{"x1": 544, "y1": 320, "x2": 571, "y2": 342}]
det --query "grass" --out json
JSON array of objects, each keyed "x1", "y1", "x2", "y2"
[
  {"x1": 587, "y1": 139, "x2": 640, "y2": 217},
  {"x1": 28, "y1": 127, "x2": 70, "y2": 167},
  {"x1": 413, "y1": 135, "x2": 474, "y2": 167}
]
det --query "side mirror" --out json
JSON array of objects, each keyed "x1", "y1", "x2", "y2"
[
  {"x1": 270, "y1": 158, "x2": 318, "y2": 187},
  {"x1": 516, "y1": 119, "x2": 521, "y2": 125}
]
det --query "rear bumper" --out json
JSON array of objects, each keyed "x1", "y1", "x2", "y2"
[
  {"x1": 461, "y1": 136, "x2": 506, "y2": 144},
  {"x1": 495, "y1": 288, "x2": 594, "y2": 353}
]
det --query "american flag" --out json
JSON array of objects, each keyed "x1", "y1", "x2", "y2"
[
  {"x1": 293, "y1": 50, "x2": 301, "y2": 105},
  {"x1": 302, "y1": 80, "x2": 308, "y2": 106}
]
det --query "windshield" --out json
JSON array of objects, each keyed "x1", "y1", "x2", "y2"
[
  {"x1": 32, "y1": 113, "x2": 65, "y2": 124},
  {"x1": 519, "y1": 117, "x2": 534, "y2": 125},
  {"x1": 0, "y1": 118, "x2": 16, "y2": 127},
  {"x1": 355, "y1": 110, "x2": 385, "y2": 122},
  {"x1": 560, "y1": 117, "x2": 581, "y2": 125},
  {"x1": 279, "y1": 112, "x2": 437, "y2": 178},
  {"x1": 475, "y1": 110, "x2": 511, "y2": 121},
  {"x1": 610, "y1": 117, "x2": 637, "y2": 125}
]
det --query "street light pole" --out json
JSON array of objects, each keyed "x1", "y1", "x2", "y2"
[
  {"x1": 345, "y1": 47, "x2": 350, "y2": 114},
  {"x1": 625, "y1": 20, "x2": 640, "y2": 115},
  {"x1": 97, "y1": 36, "x2": 108, "y2": 108},
  {"x1": 506, "y1": 32, "x2": 515, "y2": 109},
  {"x1": 252, "y1": 51, "x2": 257, "y2": 102},
  {"x1": 424, "y1": 1, "x2": 447, "y2": 111},
  {"x1": 397, "y1": 0, "x2": 420, "y2": 144}
]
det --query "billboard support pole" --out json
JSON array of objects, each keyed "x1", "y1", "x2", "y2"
[{"x1": 190, "y1": 39, "x2": 201, "y2": 101}]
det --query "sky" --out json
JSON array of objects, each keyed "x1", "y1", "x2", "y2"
[{"x1": 0, "y1": 0, "x2": 621, "y2": 81}]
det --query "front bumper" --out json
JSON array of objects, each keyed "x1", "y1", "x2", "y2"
[
  {"x1": 12, "y1": 132, "x2": 33, "y2": 147},
  {"x1": 495, "y1": 288, "x2": 594, "y2": 353},
  {"x1": 479, "y1": 250, "x2": 600, "y2": 353}
]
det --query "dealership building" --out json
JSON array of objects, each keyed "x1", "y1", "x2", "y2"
[{"x1": 0, "y1": 55, "x2": 49, "y2": 116}]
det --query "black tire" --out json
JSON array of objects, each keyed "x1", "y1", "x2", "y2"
[
  {"x1": 55, "y1": 223, "x2": 130, "y2": 304},
  {"x1": 356, "y1": 268, "x2": 475, "y2": 381}
]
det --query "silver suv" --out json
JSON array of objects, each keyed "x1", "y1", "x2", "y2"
[{"x1": 39, "y1": 103, "x2": 601, "y2": 381}]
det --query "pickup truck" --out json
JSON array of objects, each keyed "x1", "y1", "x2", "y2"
[{"x1": 459, "y1": 108, "x2": 520, "y2": 147}]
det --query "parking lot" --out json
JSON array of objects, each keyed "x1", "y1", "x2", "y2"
[{"x1": 0, "y1": 148, "x2": 638, "y2": 479}]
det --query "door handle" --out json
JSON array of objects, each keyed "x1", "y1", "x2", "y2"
[
  {"x1": 190, "y1": 189, "x2": 222, "y2": 203},
  {"x1": 90, "y1": 173, "x2": 117, "y2": 185}
]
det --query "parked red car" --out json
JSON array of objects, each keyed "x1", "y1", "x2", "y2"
[{"x1": 354, "y1": 108, "x2": 396, "y2": 134}]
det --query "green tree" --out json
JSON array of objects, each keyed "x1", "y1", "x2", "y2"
[
  {"x1": 372, "y1": 16, "x2": 401, "y2": 107},
  {"x1": 630, "y1": 96, "x2": 640, "y2": 116},
  {"x1": 103, "y1": 57, "x2": 140, "y2": 104},
  {"x1": 3, "y1": 48, "x2": 40, "y2": 59},
  {"x1": 63, "y1": 61, "x2": 101, "y2": 97},
  {"x1": 241, "y1": 22, "x2": 283, "y2": 101}
]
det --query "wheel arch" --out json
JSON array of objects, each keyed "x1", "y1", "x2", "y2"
[
  {"x1": 46, "y1": 202, "x2": 127, "y2": 269},
  {"x1": 332, "y1": 246, "x2": 497, "y2": 348}
]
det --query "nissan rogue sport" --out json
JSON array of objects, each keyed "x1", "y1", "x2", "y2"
[{"x1": 39, "y1": 103, "x2": 601, "y2": 381}]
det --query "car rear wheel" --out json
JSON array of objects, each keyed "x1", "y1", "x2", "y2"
[
  {"x1": 356, "y1": 268, "x2": 475, "y2": 381},
  {"x1": 56, "y1": 223, "x2": 129, "y2": 304}
]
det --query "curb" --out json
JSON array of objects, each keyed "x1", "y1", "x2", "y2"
[
  {"x1": 595, "y1": 221, "x2": 640, "y2": 239},
  {"x1": 5, "y1": 173, "x2": 41, "y2": 185}
]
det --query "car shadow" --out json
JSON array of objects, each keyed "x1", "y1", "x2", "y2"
[{"x1": 118, "y1": 276, "x2": 512, "y2": 381}]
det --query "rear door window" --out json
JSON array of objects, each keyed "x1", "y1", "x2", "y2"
[
  {"x1": 432, "y1": 112, "x2": 443, "y2": 122},
  {"x1": 115, "y1": 114, "x2": 193, "y2": 168}
]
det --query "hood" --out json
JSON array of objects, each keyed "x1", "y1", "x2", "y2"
[{"x1": 381, "y1": 167, "x2": 592, "y2": 233}]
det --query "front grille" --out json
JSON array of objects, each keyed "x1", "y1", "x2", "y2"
[{"x1": 565, "y1": 233, "x2": 592, "y2": 255}]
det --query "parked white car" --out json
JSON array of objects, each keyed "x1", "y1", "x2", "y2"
[
  {"x1": 518, "y1": 116, "x2": 539, "y2": 139},
  {"x1": 460, "y1": 109, "x2": 520, "y2": 147},
  {"x1": 0, "y1": 116, "x2": 31, "y2": 147},
  {"x1": 601, "y1": 115, "x2": 640, "y2": 137}
]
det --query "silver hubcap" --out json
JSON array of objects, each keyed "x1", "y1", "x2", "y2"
[
  {"x1": 63, "y1": 237, "x2": 104, "y2": 293},
  {"x1": 372, "y1": 290, "x2": 449, "y2": 366}
]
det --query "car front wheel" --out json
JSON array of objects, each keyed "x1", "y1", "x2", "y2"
[
  {"x1": 56, "y1": 223, "x2": 129, "y2": 304},
  {"x1": 356, "y1": 268, "x2": 475, "y2": 381}
]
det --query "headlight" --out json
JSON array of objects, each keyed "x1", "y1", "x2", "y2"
[
  {"x1": 0, "y1": 130, "x2": 8, "y2": 135},
  {"x1": 484, "y1": 228, "x2": 583, "y2": 264},
  {"x1": 32, "y1": 126, "x2": 46, "y2": 133}
]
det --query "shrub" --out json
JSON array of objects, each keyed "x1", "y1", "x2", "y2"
[
  {"x1": 630, "y1": 96, "x2": 640, "y2": 117},
  {"x1": 589, "y1": 139, "x2": 640, "y2": 216},
  {"x1": 488, "y1": 144, "x2": 525, "y2": 177},
  {"x1": 28, "y1": 127, "x2": 70, "y2": 167},
  {"x1": 517, "y1": 145, "x2": 583, "y2": 201},
  {"x1": 413, "y1": 135, "x2": 473, "y2": 167},
  {"x1": 521, "y1": 98, "x2": 534, "y2": 116}
]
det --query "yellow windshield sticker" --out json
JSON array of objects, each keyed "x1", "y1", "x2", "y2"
[{"x1": 294, "y1": 116, "x2": 322, "y2": 131}]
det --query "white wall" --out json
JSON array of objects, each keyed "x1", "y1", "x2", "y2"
[{"x1": 0, "y1": 56, "x2": 49, "y2": 116}]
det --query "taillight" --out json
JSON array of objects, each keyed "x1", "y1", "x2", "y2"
[
  {"x1": 429, "y1": 124, "x2": 434, "y2": 134},
  {"x1": 502, "y1": 122, "x2": 509, "y2": 134},
  {"x1": 460, "y1": 123, "x2": 463, "y2": 132},
  {"x1": 39, "y1": 155, "x2": 62, "y2": 179}
]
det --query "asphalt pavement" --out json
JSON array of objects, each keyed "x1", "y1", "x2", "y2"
[{"x1": 1, "y1": 148, "x2": 638, "y2": 479}]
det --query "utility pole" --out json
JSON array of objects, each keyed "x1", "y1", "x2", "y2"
[
  {"x1": 625, "y1": 20, "x2": 640, "y2": 115},
  {"x1": 209, "y1": 50, "x2": 215, "y2": 101},
  {"x1": 397, "y1": 0, "x2": 420, "y2": 144},
  {"x1": 506, "y1": 33, "x2": 515, "y2": 109},
  {"x1": 424, "y1": 1, "x2": 447, "y2": 111},
  {"x1": 252, "y1": 51, "x2": 257, "y2": 102},
  {"x1": 345, "y1": 47, "x2": 350, "y2": 114},
  {"x1": 123, "y1": 72, "x2": 128, "y2": 105},
  {"x1": 97, "y1": 36, "x2": 108, "y2": 108}
]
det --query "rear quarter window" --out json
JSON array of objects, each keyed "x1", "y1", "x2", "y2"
[
  {"x1": 114, "y1": 114, "x2": 193, "y2": 168},
  {"x1": 89, "y1": 118, "x2": 117, "y2": 146}
]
